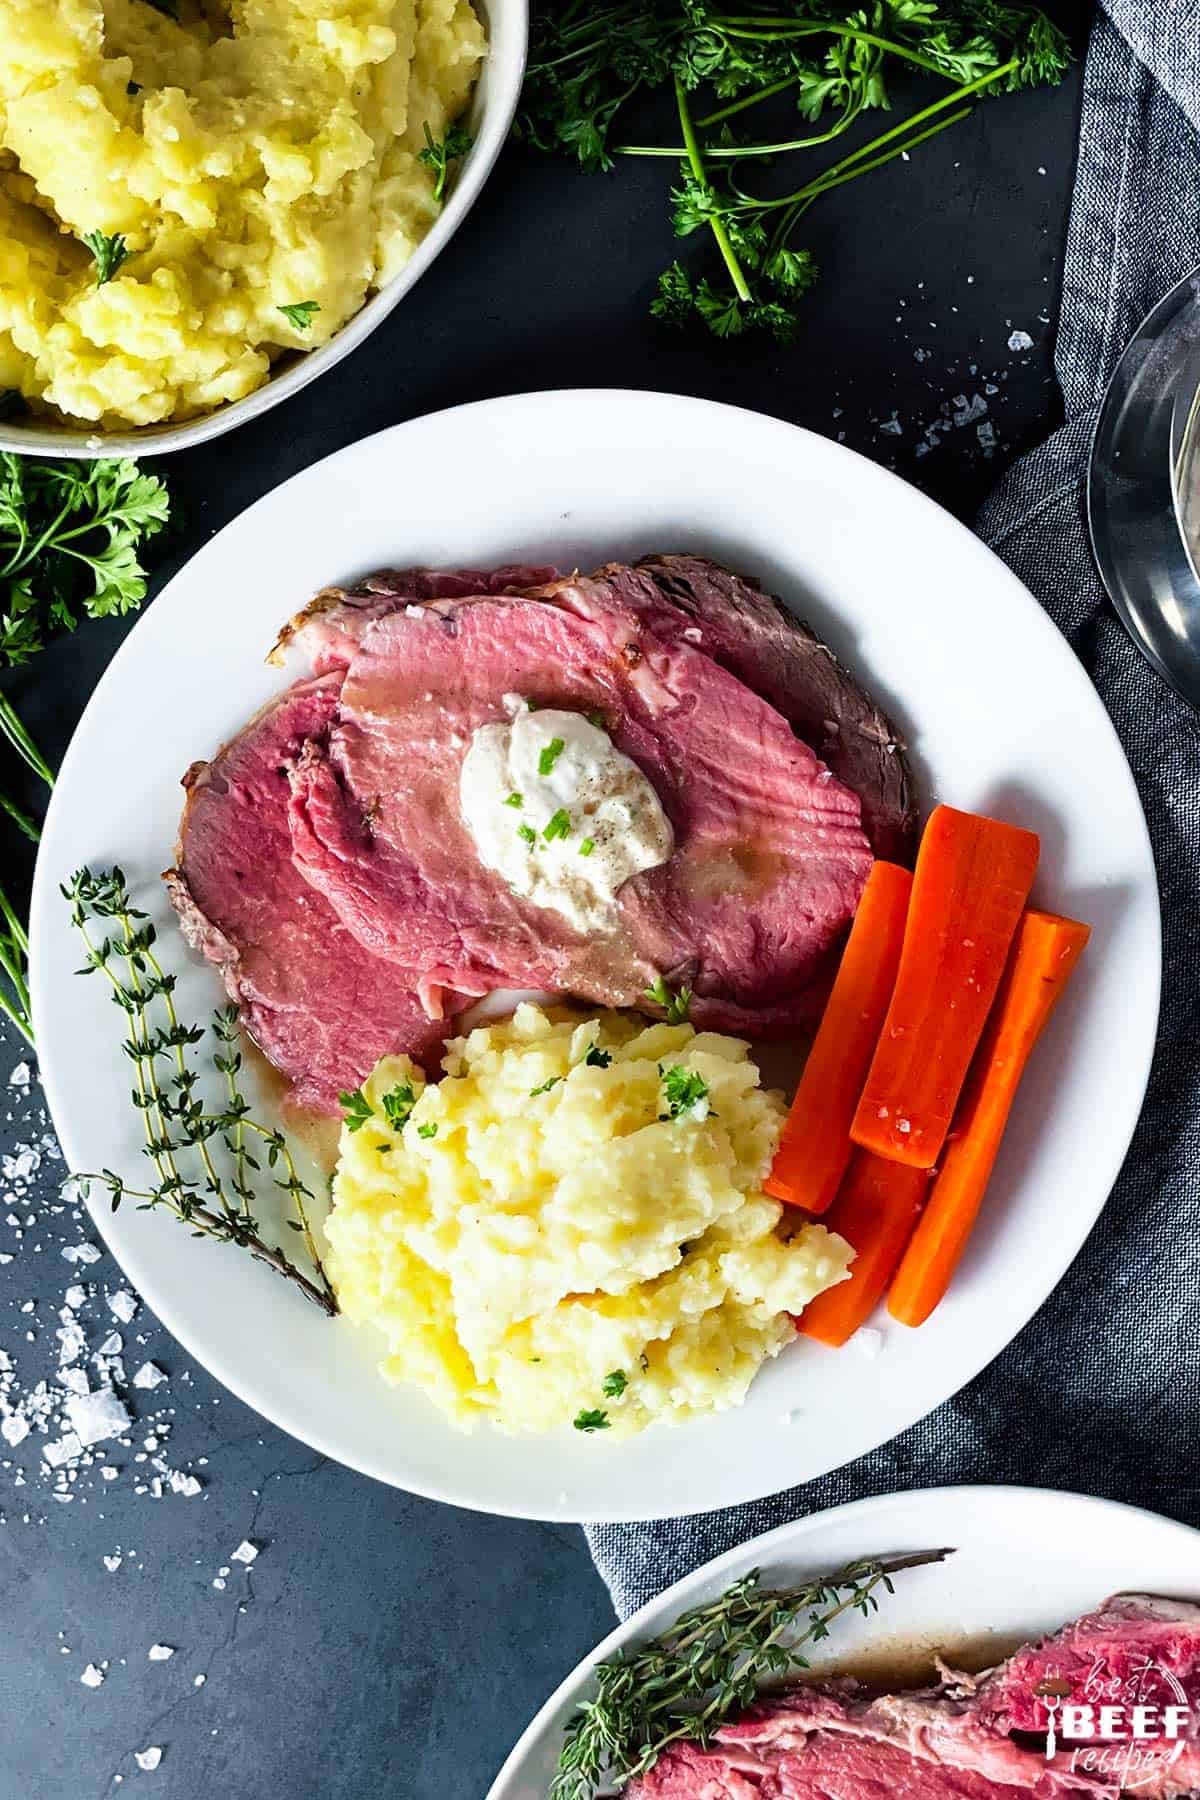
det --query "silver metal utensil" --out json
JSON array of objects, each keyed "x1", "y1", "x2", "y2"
[{"x1": 1089, "y1": 266, "x2": 1200, "y2": 708}]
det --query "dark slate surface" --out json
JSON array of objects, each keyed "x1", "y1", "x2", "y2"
[{"x1": 0, "y1": 16, "x2": 1093, "y2": 1796}]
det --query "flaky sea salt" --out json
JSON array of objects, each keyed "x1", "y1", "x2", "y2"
[
  {"x1": 43, "y1": 1432, "x2": 84, "y2": 1468},
  {"x1": 132, "y1": 1363, "x2": 166, "y2": 1391},
  {"x1": 147, "y1": 1645, "x2": 173, "y2": 1662},
  {"x1": 134, "y1": 1748, "x2": 162, "y2": 1772},
  {"x1": 107, "y1": 1290, "x2": 137, "y2": 1325},
  {"x1": 65, "y1": 1385, "x2": 131, "y2": 1448},
  {"x1": 8, "y1": 1063, "x2": 31, "y2": 1091},
  {"x1": 230, "y1": 1540, "x2": 258, "y2": 1566},
  {"x1": 103, "y1": 1554, "x2": 122, "y2": 1572},
  {"x1": 80, "y1": 1664, "x2": 105, "y2": 1689},
  {"x1": 167, "y1": 1470, "x2": 202, "y2": 1498},
  {"x1": 61, "y1": 1244, "x2": 102, "y2": 1266},
  {"x1": 1007, "y1": 328, "x2": 1034, "y2": 352}
]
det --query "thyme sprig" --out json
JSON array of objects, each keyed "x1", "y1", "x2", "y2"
[
  {"x1": 552, "y1": 1548, "x2": 951, "y2": 1799},
  {"x1": 64, "y1": 866, "x2": 338, "y2": 1316}
]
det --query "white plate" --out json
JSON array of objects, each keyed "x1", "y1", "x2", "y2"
[
  {"x1": 29, "y1": 390, "x2": 1160, "y2": 1522},
  {"x1": 489, "y1": 1486, "x2": 1200, "y2": 1799}
]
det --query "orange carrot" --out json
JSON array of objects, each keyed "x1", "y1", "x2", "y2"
[
  {"x1": 765, "y1": 861, "x2": 913, "y2": 1214},
  {"x1": 796, "y1": 1150, "x2": 930, "y2": 1347},
  {"x1": 888, "y1": 908, "x2": 1091, "y2": 1328},
  {"x1": 850, "y1": 805, "x2": 1039, "y2": 1170}
]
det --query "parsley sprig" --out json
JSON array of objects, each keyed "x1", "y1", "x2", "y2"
[
  {"x1": 0, "y1": 455, "x2": 171, "y2": 668},
  {"x1": 645, "y1": 974, "x2": 692, "y2": 1023},
  {"x1": 552, "y1": 1549, "x2": 951, "y2": 1798},
  {"x1": 519, "y1": 0, "x2": 1070, "y2": 341},
  {"x1": 418, "y1": 123, "x2": 475, "y2": 202},
  {"x1": 65, "y1": 868, "x2": 338, "y2": 1316},
  {"x1": 0, "y1": 455, "x2": 170, "y2": 1044},
  {"x1": 82, "y1": 230, "x2": 130, "y2": 287}
]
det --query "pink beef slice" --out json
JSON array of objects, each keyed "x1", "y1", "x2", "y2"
[
  {"x1": 625, "y1": 1596, "x2": 1200, "y2": 1800},
  {"x1": 269, "y1": 564, "x2": 559, "y2": 674},
  {"x1": 538, "y1": 555, "x2": 918, "y2": 866},
  {"x1": 285, "y1": 591, "x2": 873, "y2": 1035},
  {"x1": 164, "y1": 673, "x2": 455, "y2": 1116}
]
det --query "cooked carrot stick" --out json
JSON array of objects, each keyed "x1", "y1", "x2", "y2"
[
  {"x1": 888, "y1": 908, "x2": 1091, "y2": 1328},
  {"x1": 850, "y1": 805, "x2": 1039, "y2": 1170},
  {"x1": 796, "y1": 1150, "x2": 931, "y2": 1347},
  {"x1": 765, "y1": 861, "x2": 912, "y2": 1214}
]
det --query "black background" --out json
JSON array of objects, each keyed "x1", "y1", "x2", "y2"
[{"x1": 0, "y1": 10, "x2": 1096, "y2": 1795}]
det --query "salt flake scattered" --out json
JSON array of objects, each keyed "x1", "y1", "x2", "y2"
[
  {"x1": 132, "y1": 1363, "x2": 167, "y2": 1391},
  {"x1": 230, "y1": 1539, "x2": 258, "y2": 1565},
  {"x1": 106, "y1": 1290, "x2": 137, "y2": 1325},
  {"x1": 147, "y1": 1645, "x2": 174, "y2": 1662},
  {"x1": 134, "y1": 1748, "x2": 162, "y2": 1773},
  {"x1": 80, "y1": 1664, "x2": 105, "y2": 1689},
  {"x1": 65, "y1": 1385, "x2": 131, "y2": 1448}
]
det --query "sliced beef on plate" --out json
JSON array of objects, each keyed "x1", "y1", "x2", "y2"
[
  {"x1": 538, "y1": 554, "x2": 917, "y2": 865},
  {"x1": 627, "y1": 1730, "x2": 1038, "y2": 1798},
  {"x1": 972, "y1": 1594, "x2": 1200, "y2": 1795},
  {"x1": 269, "y1": 564, "x2": 558, "y2": 674},
  {"x1": 285, "y1": 591, "x2": 873, "y2": 1035},
  {"x1": 164, "y1": 674, "x2": 455, "y2": 1116},
  {"x1": 625, "y1": 1595, "x2": 1200, "y2": 1800}
]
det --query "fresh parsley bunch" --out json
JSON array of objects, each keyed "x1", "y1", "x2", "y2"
[
  {"x1": 0, "y1": 454, "x2": 171, "y2": 668},
  {"x1": 0, "y1": 452, "x2": 171, "y2": 1046},
  {"x1": 518, "y1": 0, "x2": 1071, "y2": 342}
]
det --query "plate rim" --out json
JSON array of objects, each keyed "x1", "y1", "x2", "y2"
[
  {"x1": 486, "y1": 1482, "x2": 1200, "y2": 1799},
  {"x1": 28, "y1": 388, "x2": 1163, "y2": 1521}
]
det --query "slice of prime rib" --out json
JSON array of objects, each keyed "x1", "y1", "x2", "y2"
[
  {"x1": 268, "y1": 564, "x2": 559, "y2": 673},
  {"x1": 550, "y1": 555, "x2": 918, "y2": 865},
  {"x1": 164, "y1": 674, "x2": 456, "y2": 1116},
  {"x1": 285, "y1": 589, "x2": 873, "y2": 1035},
  {"x1": 279, "y1": 554, "x2": 916, "y2": 863},
  {"x1": 625, "y1": 1595, "x2": 1200, "y2": 1800}
]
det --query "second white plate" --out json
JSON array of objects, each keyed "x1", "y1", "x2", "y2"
[
  {"x1": 30, "y1": 390, "x2": 1160, "y2": 1520},
  {"x1": 490, "y1": 1486, "x2": 1200, "y2": 1799}
]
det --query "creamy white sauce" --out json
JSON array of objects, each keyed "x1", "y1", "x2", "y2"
[{"x1": 459, "y1": 701, "x2": 673, "y2": 932}]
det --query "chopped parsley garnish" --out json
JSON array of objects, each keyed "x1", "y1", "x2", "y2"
[
  {"x1": 381, "y1": 1082, "x2": 417, "y2": 1130},
  {"x1": 538, "y1": 736, "x2": 566, "y2": 776},
  {"x1": 278, "y1": 300, "x2": 321, "y2": 331},
  {"x1": 83, "y1": 231, "x2": 130, "y2": 287},
  {"x1": 574, "y1": 1408, "x2": 610, "y2": 1433},
  {"x1": 578, "y1": 837, "x2": 595, "y2": 857},
  {"x1": 660, "y1": 1065, "x2": 710, "y2": 1121},
  {"x1": 418, "y1": 122, "x2": 474, "y2": 202},
  {"x1": 529, "y1": 1075, "x2": 562, "y2": 1097},
  {"x1": 587, "y1": 710, "x2": 606, "y2": 730},
  {"x1": 518, "y1": 822, "x2": 537, "y2": 846},
  {"x1": 584, "y1": 1045, "x2": 612, "y2": 1069},
  {"x1": 504, "y1": 792, "x2": 523, "y2": 808},
  {"x1": 339, "y1": 1088, "x2": 373, "y2": 1132},
  {"x1": 543, "y1": 808, "x2": 571, "y2": 842},
  {"x1": 417, "y1": 1122, "x2": 438, "y2": 1140},
  {"x1": 645, "y1": 975, "x2": 692, "y2": 1023},
  {"x1": 602, "y1": 1369, "x2": 628, "y2": 1398}
]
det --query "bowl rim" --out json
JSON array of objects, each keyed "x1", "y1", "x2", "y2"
[{"x1": 0, "y1": 0, "x2": 529, "y2": 460}]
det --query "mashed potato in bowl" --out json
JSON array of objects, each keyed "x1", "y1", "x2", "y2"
[
  {"x1": 0, "y1": 0, "x2": 485, "y2": 427},
  {"x1": 325, "y1": 1005, "x2": 853, "y2": 1438}
]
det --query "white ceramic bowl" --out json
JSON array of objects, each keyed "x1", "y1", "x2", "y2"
[{"x1": 0, "y1": 0, "x2": 527, "y2": 462}]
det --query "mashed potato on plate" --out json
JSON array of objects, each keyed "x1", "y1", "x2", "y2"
[
  {"x1": 0, "y1": 0, "x2": 484, "y2": 426},
  {"x1": 325, "y1": 1005, "x2": 853, "y2": 1437}
]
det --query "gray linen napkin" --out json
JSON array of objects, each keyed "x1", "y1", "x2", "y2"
[{"x1": 586, "y1": 0, "x2": 1200, "y2": 1622}]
